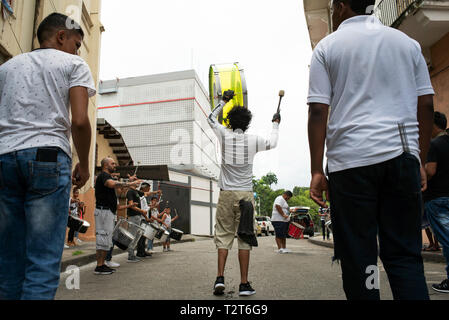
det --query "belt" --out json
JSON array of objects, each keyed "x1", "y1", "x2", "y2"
[{"x1": 96, "y1": 206, "x2": 110, "y2": 210}]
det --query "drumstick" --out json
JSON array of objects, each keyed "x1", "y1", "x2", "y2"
[
  {"x1": 277, "y1": 90, "x2": 285, "y2": 114},
  {"x1": 133, "y1": 161, "x2": 141, "y2": 177}
]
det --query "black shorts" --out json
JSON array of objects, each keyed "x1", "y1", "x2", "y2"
[{"x1": 272, "y1": 222, "x2": 289, "y2": 239}]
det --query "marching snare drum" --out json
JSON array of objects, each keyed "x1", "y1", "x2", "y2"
[
  {"x1": 78, "y1": 219, "x2": 90, "y2": 234},
  {"x1": 288, "y1": 222, "x2": 305, "y2": 240},
  {"x1": 169, "y1": 228, "x2": 184, "y2": 241},
  {"x1": 159, "y1": 230, "x2": 170, "y2": 243},
  {"x1": 112, "y1": 227, "x2": 134, "y2": 251},
  {"x1": 142, "y1": 222, "x2": 160, "y2": 240},
  {"x1": 68, "y1": 215, "x2": 83, "y2": 230},
  {"x1": 112, "y1": 219, "x2": 144, "y2": 251},
  {"x1": 68, "y1": 216, "x2": 90, "y2": 233}
]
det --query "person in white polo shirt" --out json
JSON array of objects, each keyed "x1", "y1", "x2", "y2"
[
  {"x1": 307, "y1": 0, "x2": 434, "y2": 300},
  {"x1": 271, "y1": 191, "x2": 293, "y2": 253}
]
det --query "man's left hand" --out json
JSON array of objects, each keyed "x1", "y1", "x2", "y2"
[{"x1": 310, "y1": 172, "x2": 329, "y2": 208}]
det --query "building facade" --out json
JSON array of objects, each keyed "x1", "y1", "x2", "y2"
[
  {"x1": 1, "y1": 0, "x2": 104, "y2": 240},
  {"x1": 303, "y1": 0, "x2": 449, "y2": 117},
  {"x1": 97, "y1": 70, "x2": 221, "y2": 180}
]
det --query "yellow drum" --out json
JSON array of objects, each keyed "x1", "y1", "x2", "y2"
[{"x1": 209, "y1": 63, "x2": 248, "y2": 126}]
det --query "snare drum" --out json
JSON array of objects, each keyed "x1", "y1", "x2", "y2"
[
  {"x1": 288, "y1": 222, "x2": 305, "y2": 240},
  {"x1": 169, "y1": 228, "x2": 184, "y2": 241},
  {"x1": 113, "y1": 227, "x2": 134, "y2": 250},
  {"x1": 68, "y1": 215, "x2": 83, "y2": 230},
  {"x1": 142, "y1": 222, "x2": 160, "y2": 240},
  {"x1": 159, "y1": 230, "x2": 170, "y2": 243},
  {"x1": 68, "y1": 216, "x2": 89, "y2": 233},
  {"x1": 78, "y1": 220, "x2": 90, "y2": 234},
  {"x1": 112, "y1": 219, "x2": 144, "y2": 251}
]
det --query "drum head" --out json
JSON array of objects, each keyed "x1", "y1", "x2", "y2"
[{"x1": 150, "y1": 223, "x2": 160, "y2": 230}]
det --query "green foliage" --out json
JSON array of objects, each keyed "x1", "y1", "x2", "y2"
[{"x1": 72, "y1": 251, "x2": 83, "y2": 256}]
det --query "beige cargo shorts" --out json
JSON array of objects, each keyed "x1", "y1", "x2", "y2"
[{"x1": 214, "y1": 190, "x2": 257, "y2": 251}]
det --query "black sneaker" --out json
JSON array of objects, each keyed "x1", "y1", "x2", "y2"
[
  {"x1": 213, "y1": 276, "x2": 225, "y2": 296},
  {"x1": 432, "y1": 279, "x2": 449, "y2": 293},
  {"x1": 239, "y1": 282, "x2": 256, "y2": 296},
  {"x1": 104, "y1": 265, "x2": 116, "y2": 273},
  {"x1": 137, "y1": 253, "x2": 152, "y2": 259},
  {"x1": 94, "y1": 265, "x2": 114, "y2": 275}
]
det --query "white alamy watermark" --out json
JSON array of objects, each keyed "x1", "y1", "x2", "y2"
[
  {"x1": 65, "y1": 265, "x2": 80, "y2": 290},
  {"x1": 65, "y1": 5, "x2": 82, "y2": 30},
  {"x1": 365, "y1": 265, "x2": 380, "y2": 290},
  {"x1": 168, "y1": 125, "x2": 281, "y2": 171}
]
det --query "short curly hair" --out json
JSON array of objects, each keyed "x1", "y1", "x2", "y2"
[
  {"x1": 226, "y1": 106, "x2": 252, "y2": 132},
  {"x1": 434, "y1": 112, "x2": 447, "y2": 130}
]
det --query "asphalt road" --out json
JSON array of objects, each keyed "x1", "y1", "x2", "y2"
[{"x1": 55, "y1": 236, "x2": 449, "y2": 300}]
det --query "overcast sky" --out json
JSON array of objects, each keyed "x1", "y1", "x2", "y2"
[{"x1": 99, "y1": 0, "x2": 314, "y2": 190}]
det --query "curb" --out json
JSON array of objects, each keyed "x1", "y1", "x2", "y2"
[
  {"x1": 308, "y1": 237, "x2": 446, "y2": 264},
  {"x1": 61, "y1": 238, "x2": 195, "y2": 271}
]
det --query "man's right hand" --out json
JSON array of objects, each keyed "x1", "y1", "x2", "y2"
[
  {"x1": 72, "y1": 163, "x2": 90, "y2": 189},
  {"x1": 131, "y1": 180, "x2": 142, "y2": 187},
  {"x1": 222, "y1": 90, "x2": 235, "y2": 103},
  {"x1": 272, "y1": 113, "x2": 281, "y2": 123},
  {"x1": 310, "y1": 172, "x2": 329, "y2": 208}
]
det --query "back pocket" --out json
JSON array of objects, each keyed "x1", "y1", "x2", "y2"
[{"x1": 29, "y1": 161, "x2": 60, "y2": 195}]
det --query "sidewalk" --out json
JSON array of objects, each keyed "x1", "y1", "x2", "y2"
[
  {"x1": 61, "y1": 235, "x2": 199, "y2": 271},
  {"x1": 308, "y1": 236, "x2": 446, "y2": 264}
]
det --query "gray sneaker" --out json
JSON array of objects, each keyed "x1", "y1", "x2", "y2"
[{"x1": 127, "y1": 257, "x2": 141, "y2": 263}]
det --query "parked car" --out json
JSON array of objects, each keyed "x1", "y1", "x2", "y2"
[
  {"x1": 289, "y1": 207, "x2": 315, "y2": 238},
  {"x1": 255, "y1": 216, "x2": 274, "y2": 236}
]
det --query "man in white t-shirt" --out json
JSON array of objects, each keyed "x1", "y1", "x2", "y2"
[
  {"x1": 271, "y1": 191, "x2": 293, "y2": 253},
  {"x1": 0, "y1": 13, "x2": 95, "y2": 300},
  {"x1": 208, "y1": 90, "x2": 280, "y2": 297},
  {"x1": 307, "y1": 0, "x2": 434, "y2": 300}
]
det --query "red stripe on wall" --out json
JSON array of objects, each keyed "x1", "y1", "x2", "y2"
[{"x1": 97, "y1": 97, "x2": 196, "y2": 110}]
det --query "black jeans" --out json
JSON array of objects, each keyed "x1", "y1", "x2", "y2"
[
  {"x1": 328, "y1": 152, "x2": 429, "y2": 300},
  {"x1": 321, "y1": 220, "x2": 328, "y2": 240},
  {"x1": 67, "y1": 227, "x2": 76, "y2": 243}
]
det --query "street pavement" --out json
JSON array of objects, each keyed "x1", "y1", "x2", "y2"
[{"x1": 55, "y1": 235, "x2": 449, "y2": 300}]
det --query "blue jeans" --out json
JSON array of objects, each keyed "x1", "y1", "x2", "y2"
[
  {"x1": 425, "y1": 197, "x2": 449, "y2": 278},
  {"x1": 0, "y1": 148, "x2": 72, "y2": 300},
  {"x1": 147, "y1": 239, "x2": 153, "y2": 250}
]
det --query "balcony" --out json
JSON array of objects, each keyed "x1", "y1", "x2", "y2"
[
  {"x1": 375, "y1": 0, "x2": 449, "y2": 48},
  {"x1": 303, "y1": 0, "x2": 331, "y2": 49}
]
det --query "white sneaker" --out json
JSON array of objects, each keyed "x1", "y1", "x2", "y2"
[
  {"x1": 105, "y1": 260, "x2": 120, "y2": 268},
  {"x1": 283, "y1": 248, "x2": 292, "y2": 253},
  {"x1": 76, "y1": 239, "x2": 83, "y2": 243},
  {"x1": 279, "y1": 249, "x2": 288, "y2": 254},
  {"x1": 64, "y1": 244, "x2": 69, "y2": 249}
]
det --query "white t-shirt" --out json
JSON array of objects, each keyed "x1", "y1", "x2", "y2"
[
  {"x1": 208, "y1": 101, "x2": 279, "y2": 191},
  {"x1": 271, "y1": 195, "x2": 289, "y2": 222},
  {"x1": 307, "y1": 16, "x2": 434, "y2": 173},
  {"x1": 0, "y1": 48, "x2": 96, "y2": 157}
]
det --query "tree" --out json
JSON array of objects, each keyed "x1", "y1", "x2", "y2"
[{"x1": 261, "y1": 172, "x2": 278, "y2": 187}]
